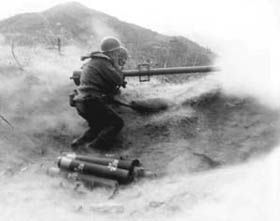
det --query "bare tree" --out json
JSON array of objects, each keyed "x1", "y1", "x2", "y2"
[{"x1": 11, "y1": 40, "x2": 24, "y2": 71}]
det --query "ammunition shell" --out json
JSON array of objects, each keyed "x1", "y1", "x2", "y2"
[
  {"x1": 65, "y1": 154, "x2": 140, "y2": 172},
  {"x1": 57, "y1": 157, "x2": 133, "y2": 184}
]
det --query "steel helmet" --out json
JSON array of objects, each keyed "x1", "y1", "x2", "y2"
[{"x1": 100, "y1": 36, "x2": 121, "y2": 52}]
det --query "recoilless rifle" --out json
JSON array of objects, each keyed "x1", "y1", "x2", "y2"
[
  {"x1": 70, "y1": 64, "x2": 219, "y2": 113},
  {"x1": 71, "y1": 63, "x2": 218, "y2": 84}
]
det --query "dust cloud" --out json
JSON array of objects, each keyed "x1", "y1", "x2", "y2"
[
  {"x1": 209, "y1": 0, "x2": 280, "y2": 109},
  {"x1": 0, "y1": 44, "x2": 82, "y2": 128},
  {"x1": 90, "y1": 19, "x2": 120, "y2": 44},
  {"x1": 0, "y1": 43, "x2": 86, "y2": 167}
]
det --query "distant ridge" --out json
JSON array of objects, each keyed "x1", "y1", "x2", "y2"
[{"x1": 0, "y1": 2, "x2": 214, "y2": 67}]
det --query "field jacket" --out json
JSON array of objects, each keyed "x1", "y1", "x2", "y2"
[{"x1": 74, "y1": 52, "x2": 124, "y2": 101}]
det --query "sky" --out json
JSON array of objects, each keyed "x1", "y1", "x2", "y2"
[{"x1": 0, "y1": 0, "x2": 279, "y2": 50}]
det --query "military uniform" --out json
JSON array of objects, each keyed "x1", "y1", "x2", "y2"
[{"x1": 72, "y1": 52, "x2": 125, "y2": 150}]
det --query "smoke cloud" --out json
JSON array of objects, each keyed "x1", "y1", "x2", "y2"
[
  {"x1": 90, "y1": 19, "x2": 120, "y2": 49},
  {"x1": 204, "y1": 0, "x2": 280, "y2": 109},
  {"x1": 0, "y1": 42, "x2": 85, "y2": 137}
]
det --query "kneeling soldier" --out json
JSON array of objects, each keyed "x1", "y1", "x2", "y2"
[{"x1": 71, "y1": 36, "x2": 128, "y2": 150}]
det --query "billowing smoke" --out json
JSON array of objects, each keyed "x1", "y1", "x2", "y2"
[
  {"x1": 207, "y1": 0, "x2": 280, "y2": 109},
  {"x1": 0, "y1": 42, "x2": 85, "y2": 143},
  {"x1": 214, "y1": 23, "x2": 280, "y2": 109},
  {"x1": 90, "y1": 19, "x2": 120, "y2": 48}
]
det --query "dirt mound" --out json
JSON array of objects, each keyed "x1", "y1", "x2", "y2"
[{"x1": 118, "y1": 91, "x2": 280, "y2": 175}]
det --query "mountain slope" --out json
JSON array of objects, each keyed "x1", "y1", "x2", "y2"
[{"x1": 0, "y1": 2, "x2": 214, "y2": 67}]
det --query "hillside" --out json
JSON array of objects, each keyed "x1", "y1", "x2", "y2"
[{"x1": 0, "y1": 2, "x2": 214, "y2": 67}]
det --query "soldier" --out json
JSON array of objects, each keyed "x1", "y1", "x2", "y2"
[{"x1": 71, "y1": 36, "x2": 128, "y2": 150}]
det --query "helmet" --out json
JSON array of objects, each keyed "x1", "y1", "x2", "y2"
[{"x1": 100, "y1": 36, "x2": 121, "y2": 52}]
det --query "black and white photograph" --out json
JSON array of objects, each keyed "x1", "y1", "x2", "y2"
[{"x1": 0, "y1": 0, "x2": 279, "y2": 220}]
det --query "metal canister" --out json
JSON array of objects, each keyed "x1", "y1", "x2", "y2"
[
  {"x1": 65, "y1": 153, "x2": 140, "y2": 172},
  {"x1": 57, "y1": 157, "x2": 133, "y2": 184}
]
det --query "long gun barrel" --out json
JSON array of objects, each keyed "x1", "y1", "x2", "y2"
[
  {"x1": 71, "y1": 65, "x2": 219, "y2": 84},
  {"x1": 123, "y1": 64, "x2": 218, "y2": 82},
  {"x1": 123, "y1": 65, "x2": 218, "y2": 77}
]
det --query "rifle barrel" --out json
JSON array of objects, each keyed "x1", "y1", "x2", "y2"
[{"x1": 123, "y1": 65, "x2": 218, "y2": 77}]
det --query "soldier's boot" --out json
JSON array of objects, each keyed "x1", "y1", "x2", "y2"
[
  {"x1": 71, "y1": 128, "x2": 98, "y2": 151},
  {"x1": 86, "y1": 137, "x2": 107, "y2": 150},
  {"x1": 71, "y1": 138, "x2": 87, "y2": 151},
  {"x1": 87, "y1": 121, "x2": 123, "y2": 150}
]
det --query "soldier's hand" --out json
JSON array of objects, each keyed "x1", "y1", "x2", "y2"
[{"x1": 122, "y1": 80, "x2": 127, "y2": 88}]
